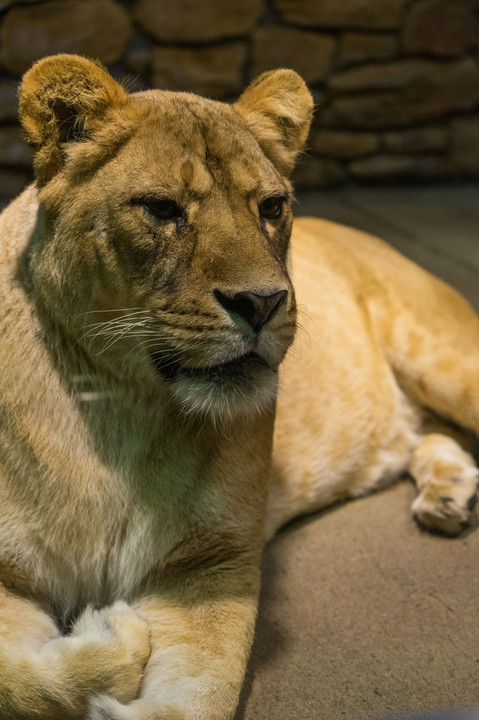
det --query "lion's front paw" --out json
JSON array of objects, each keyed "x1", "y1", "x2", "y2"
[
  {"x1": 88, "y1": 694, "x2": 133, "y2": 720},
  {"x1": 88, "y1": 696, "x2": 182, "y2": 720},
  {"x1": 72, "y1": 601, "x2": 151, "y2": 704}
]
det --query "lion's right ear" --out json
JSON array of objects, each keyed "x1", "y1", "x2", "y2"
[{"x1": 19, "y1": 54, "x2": 128, "y2": 185}]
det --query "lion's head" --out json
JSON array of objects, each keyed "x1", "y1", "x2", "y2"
[{"x1": 19, "y1": 55, "x2": 313, "y2": 419}]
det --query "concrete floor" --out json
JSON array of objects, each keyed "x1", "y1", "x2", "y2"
[{"x1": 235, "y1": 184, "x2": 479, "y2": 720}]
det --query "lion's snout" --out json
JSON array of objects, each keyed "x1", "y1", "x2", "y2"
[{"x1": 213, "y1": 288, "x2": 288, "y2": 333}]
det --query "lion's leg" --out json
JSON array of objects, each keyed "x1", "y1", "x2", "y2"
[
  {"x1": 0, "y1": 582, "x2": 59, "y2": 650},
  {"x1": 88, "y1": 560, "x2": 260, "y2": 720},
  {"x1": 410, "y1": 431, "x2": 478, "y2": 535},
  {"x1": 391, "y1": 336, "x2": 479, "y2": 439},
  {"x1": 0, "y1": 585, "x2": 150, "y2": 720},
  {"x1": 371, "y1": 261, "x2": 479, "y2": 439}
]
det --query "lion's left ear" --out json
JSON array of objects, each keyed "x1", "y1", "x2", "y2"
[
  {"x1": 235, "y1": 69, "x2": 313, "y2": 178},
  {"x1": 19, "y1": 54, "x2": 128, "y2": 185}
]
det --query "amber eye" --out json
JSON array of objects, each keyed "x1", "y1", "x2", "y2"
[
  {"x1": 133, "y1": 197, "x2": 184, "y2": 221},
  {"x1": 259, "y1": 196, "x2": 285, "y2": 220}
]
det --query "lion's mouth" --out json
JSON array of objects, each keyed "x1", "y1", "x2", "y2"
[
  {"x1": 150, "y1": 350, "x2": 270, "y2": 383},
  {"x1": 150, "y1": 349, "x2": 278, "y2": 416}
]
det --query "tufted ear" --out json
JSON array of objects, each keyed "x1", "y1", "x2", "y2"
[
  {"x1": 19, "y1": 54, "x2": 128, "y2": 185},
  {"x1": 235, "y1": 69, "x2": 313, "y2": 178}
]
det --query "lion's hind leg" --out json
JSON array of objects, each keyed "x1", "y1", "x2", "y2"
[{"x1": 410, "y1": 432, "x2": 479, "y2": 536}]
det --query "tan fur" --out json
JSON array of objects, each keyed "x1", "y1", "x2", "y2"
[{"x1": 0, "y1": 55, "x2": 477, "y2": 719}]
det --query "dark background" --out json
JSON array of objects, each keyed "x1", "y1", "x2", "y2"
[{"x1": 0, "y1": 0, "x2": 479, "y2": 199}]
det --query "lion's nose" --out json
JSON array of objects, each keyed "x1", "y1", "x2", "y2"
[{"x1": 214, "y1": 288, "x2": 287, "y2": 332}]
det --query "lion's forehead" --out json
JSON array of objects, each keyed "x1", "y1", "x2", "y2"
[{"x1": 124, "y1": 93, "x2": 280, "y2": 197}]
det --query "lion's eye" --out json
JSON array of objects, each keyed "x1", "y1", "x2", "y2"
[
  {"x1": 135, "y1": 197, "x2": 184, "y2": 221},
  {"x1": 144, "y1": 198, "x2": 183, "y2": 220},
  {"x1": 259, "y1": 196, "x2": 285, "y2": 220}
]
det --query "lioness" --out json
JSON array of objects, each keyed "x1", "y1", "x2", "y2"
[{"x1": 0, "y1": 54, "x2": 478, "y2": 720}]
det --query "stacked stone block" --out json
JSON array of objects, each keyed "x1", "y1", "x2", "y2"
[{"x1": 0, "y1": 0, "x2": 478, "y2": 196}]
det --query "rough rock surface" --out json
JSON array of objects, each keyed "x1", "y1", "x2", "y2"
[
  {"x1": 0, "y1": 167, "x2": 32, "y2": 198},
  {"x1": 135, "y1": 0, "x2": 262, "y2": 43},
  {"x1": 403, "y1": 0, "x2": 479, "y2": 57},
  {"x1": 0, "y1": 0, "x2": 478, "y2": 194},
  {"x1": 350, "y1": 154, "x2": 446, "y2": 181},
  {"x1": 292, "y1": 157, "x2": 347, "y2": 189},
  {"x1": 0, "y1": 0, "x2": 131, "y2": 74},
  {"x1": 449, "y1": 117, "x2": 479, "y2": 175},
  {"x1": 322, "y1": 60, "x2": 479, "y2": 128},
  {"x1": 252, "y1": 27, "x2": 335, "y2": 85},
  {"x1": 339, "y1": 32, "x2": 398, "y2": 67},
  {"x1": 382, "y1": 127, "x2": 448, "y2": 154},
  {"x1": 310, "y1": 129, "x2": 378, "y2": 158},
  {"x1": 0, "y1": 126, "x2": 32, "y2": 168},
  {"x1": 0, "y1": 80, "x2": 20, "y2": 122},
  {"x1": 0, "y1": 0, "x2": 42, "y2": 8},
  {"x1": 274, "y1": 0, "x2": 407, "y2": 30},
  {"x1": 330, "y1": 58, "x2": 478, "y2": 93},
  {"x1": 151, "y1": 44, "x2": 247, "y2": 98}
]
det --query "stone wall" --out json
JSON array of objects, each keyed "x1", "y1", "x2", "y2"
[{"x1": 0, "y1": 0, "x2": 479, "y2": 198}]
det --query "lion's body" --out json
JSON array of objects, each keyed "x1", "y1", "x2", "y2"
[
  {"x1": 270, "y1": 217, "x2": 421, "y2": 535},
  {"x1": 0, "y1": 184, "x2": 272, "y2": 617},
  {"x1": 270, "y1": 215, "x2": 479, "y2": 536},
  {"x1": 0, "y1": 55, "x2": 478, "y2": 720}
]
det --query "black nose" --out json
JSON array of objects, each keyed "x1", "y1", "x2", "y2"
[{"x1": 214, "y1": 288, "x2": 287, "y2": 332}]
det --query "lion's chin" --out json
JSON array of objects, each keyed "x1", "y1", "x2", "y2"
[{"x1": 151, "y1": 351, "x2": 278, "y2": 420}]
